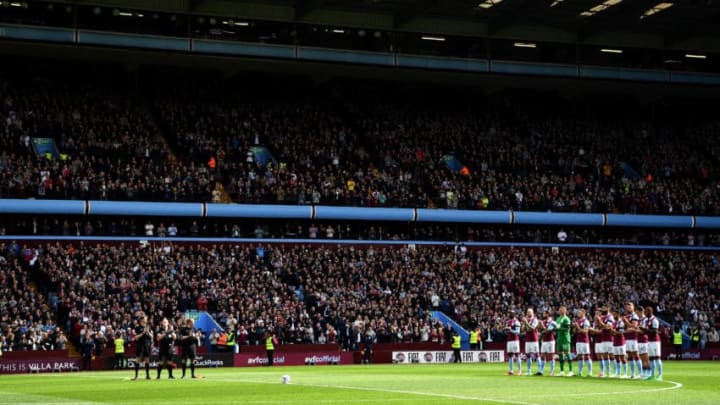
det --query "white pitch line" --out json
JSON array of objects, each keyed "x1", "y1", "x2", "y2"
[
  {"x1": 13, "y1": 373, "x2": 683, "y2": 404},
  {"x1": 529, "y1": 380, "x2": 683, "y2": 398}
]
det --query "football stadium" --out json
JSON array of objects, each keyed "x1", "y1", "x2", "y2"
[{"x1": 1, "y1": 0, "x2": 720, "y2": 404}]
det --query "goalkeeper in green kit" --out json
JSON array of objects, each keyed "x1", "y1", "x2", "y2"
[{"x1": 556, "y1": 306, "x2": 573, "y2": 376}]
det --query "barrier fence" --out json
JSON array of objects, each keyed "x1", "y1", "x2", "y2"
[{"x1": 2, "y1": 199, "x2": 720, "y2": 229}]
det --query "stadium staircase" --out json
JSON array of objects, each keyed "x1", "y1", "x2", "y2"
[
  {"x1": 215, "y1": 181, "x2": 232, "y2": 203},
  {"x1": 185, "y1": 311, "x2": 225, "y2": 347},
  {"x1": 25, "y1": 278, "x2": 80, "y2": 357},
  {"x1": 66, "y1": 344, "x2": 80, "y2": 358},
  {"x1": 431, "y1": 311, "x2": 470, "y2": 350}
]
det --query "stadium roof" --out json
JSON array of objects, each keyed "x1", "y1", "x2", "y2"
[{"x1": 42, "y1": 0, "x2": 720, "y2": 52}]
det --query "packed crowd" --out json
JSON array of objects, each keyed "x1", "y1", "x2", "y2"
[
  {"x1": 0, "y1": 75, "x2": 219, "y2": 202},
  {"x1": 0, "y1": 241, "x2": 67, "y2": 353},
  {"x1": 4, "y1": 70, "x2": 718, "y2": 217},
  {"x1": 151, "y1": 79, "x2": 720, "y2": 214},
  {"x1": 358, "y1": 103, "x2": 720, "y2": 215},
  {"x1": 2, "y1": 241, "x2": 718, "y2": 353}
]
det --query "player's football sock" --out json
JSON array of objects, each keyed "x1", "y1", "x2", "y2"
[
  {"x1": 559, "y1": 357, "x2": 565, "y2": 371},
  {"x1": 629, "y1": 360, "x2": 635, "y2": 376},
  {"x1": 190, "y1": 363, "x2": 195, "y2": 377},
  {"x1": 516, "y1": 358, "x2": 522, "y2": 373},
  {"x1": 656, "y1": 359, "x2": 663, "y2": 376},
  {"x1": 526, "y1": 358, "x2": 532, "y2": 375},
  {"x1": 578, "y1": 359, "x2": 584, "y2": 376},
  {"x1": 134, "y1": 363, "x2": 139, "y2": 378},
  {"x1": 157, "y1": 365, "x2": 162, "y2": 379},
  {"x1": 145, "y1": 363, "x2": 150, "y2": 378},
  {"x1": 538, "y1": 359, "x2": 544, "y2": 373},
  {"x1": 635, "y1": 360, "x2": 642, "y2": 376},
  {"x1": 621, "y1": 361, "x2": 627, "y2": 376},
  {"x1": 649, "y1": 359, "x2": 655, "y2": 377},
  {"x1": 508, "y1": 358, "x2": 514, "y2": 373},
  {"x1": 181, "y1": 364, "x2": 186, "y2": 377},
  {"x1": 550, "y1": 360, "x2": 555, "y2": 374},
  {"x1": 587, "y1": 359, "x2": 593, "y2": 375},
  {"x1": 567, "y1": 356, "x2": 573, "y2": 372}
]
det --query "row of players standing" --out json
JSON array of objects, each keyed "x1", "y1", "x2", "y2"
[
  {"x1": 504, "y1": 303, "x2": 664, "y2": 380},
  {"x1": 132, "y1": 316, "x2": 200, "y2": 380}
]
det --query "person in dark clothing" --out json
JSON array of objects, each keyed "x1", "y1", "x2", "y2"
[
  {"x1": 362, "y1": 327, "x2": 376, "y2": 364},
  {"x1": 179, "y1": 318, "x2": 199, "y2": 379},
  {"x1": 80, "y1": 330, "x2": 95, "y2": 371},
  {"x1": 155, "y1": 317, "x2": 176, "y2": 379},
  {"x1": 133, "y1": 316, "x2": 153, "y2": 380}
]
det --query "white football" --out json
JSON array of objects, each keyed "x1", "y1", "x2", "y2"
[{"x1": 282, "y1": 374, "x2": 291, "y2": 384}]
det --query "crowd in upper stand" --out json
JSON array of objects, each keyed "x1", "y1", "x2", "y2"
[
  {"x1": 2, "y1": 241, "x2": 718, "y2": 352},
  {"x1": 0, "y1": 75, "x2": 218, "y2": 202},
  {"x1": 1, "y1": 70, "x2": 719, "y2": 215}
]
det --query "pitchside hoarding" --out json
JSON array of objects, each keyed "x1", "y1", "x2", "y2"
[
  {"x1": 120, "y1": 353, "x2": 234, "y2": 369},
  {"x1": 392, "y1": 350, "x2": 505, "y2": 364},
  {"x1": 0, "y1": 357, "x2": 81, "y2": 374},
  {"x1": 234, "y1": 352, "x2": 353, "y2": 367}
]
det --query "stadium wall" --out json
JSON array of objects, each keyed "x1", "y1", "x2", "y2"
[
  {"x1": 2, "y1": 23, "x2": 720, "y2": 85},
  {"x1": 3, "y1": 342, "x2": 719, "y2": 374}
]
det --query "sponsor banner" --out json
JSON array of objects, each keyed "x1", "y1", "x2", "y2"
[
  {"x1": 0, "y1": 357, "x2": 80, "y2": 374},
  {"x1": 234, "y1": 352, "x2": 353, "y2": 367},
  {"x1": 122, "y1": 353, "x2": 233, "y2": 369},
  {"x1": 392, "y1": 350, "x2": 505, "y2": 364},
  {"x1": 667, "y1": 350, "x2": 720, "y2": 360}
]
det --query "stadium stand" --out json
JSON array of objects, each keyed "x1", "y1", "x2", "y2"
[
  {"x1": 0, "y1": 60, "x2": 719, "y2": 358},
  {"x1": 2, "y1": 68, "x2": 718, "y2": 215},
  {"x1": 2, "y1": 240, "x2": 717, "y2": 353}
]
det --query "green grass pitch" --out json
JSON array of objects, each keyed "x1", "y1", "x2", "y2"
[{"x1": 1, "y1": 362, "x2": 719, "y2": 404}]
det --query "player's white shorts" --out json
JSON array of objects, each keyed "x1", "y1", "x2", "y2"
[
  {"x1": 613, "y1": 345, "x2": 627, "y2": 357},
  {"x1": 625, "y1": 340, "x2": 638, "y2": 352},
  {"x1": 507, "y1": 340, "x2": 520, "y2": 354},
  {"x1": 594, "y1": 342, "x2": 604, "y2": 355},
  {"x1": 525, "y1": 342, "x2": 539, "y2": 354},
  {"x1": 576, "y1": 342, "x2": 590, "y2": 356},
  {"x1": 541, "y1": 341, "x2": 556, "y2": 354},
  {"x1": 601, "y1": 341, "x2": 614, "y2": 354},
  {"x1": 647, "y1": 342, "x2": 661, "y2": 358},
  {"x1": 638, "y1": 343, "x2": 648, "y2": 355}
]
